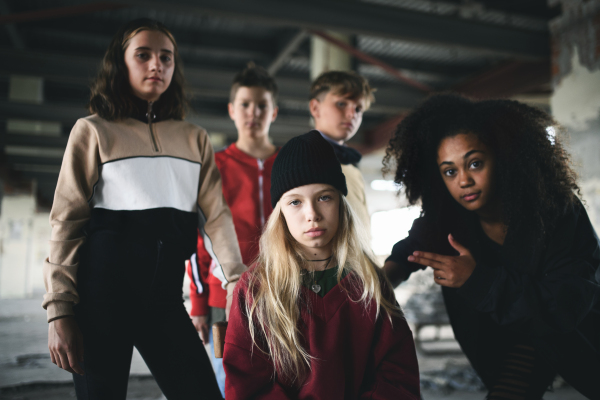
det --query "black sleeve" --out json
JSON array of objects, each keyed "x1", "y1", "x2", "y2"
[
  {"x1": 457, "y1": 202, "x2": 600, "y2": 336},
  {"x1": 385, "y1": 217, "x2": 432, "y2": 287}
]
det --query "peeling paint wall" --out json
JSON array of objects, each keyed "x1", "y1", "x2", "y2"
[{"x1": 550, "y1": 0, "x2": 600, "y2": 231}]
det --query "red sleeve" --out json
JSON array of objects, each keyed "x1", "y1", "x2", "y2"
[
  {"x1": 223, "y1": 274, "x2": 293, "y2": 400},
  {"x1": 360, "y1": 315, "x2": 421, "y2": 400},
  {"x1": 188, "y1": 232, "x2": 211, "y2": 316}
]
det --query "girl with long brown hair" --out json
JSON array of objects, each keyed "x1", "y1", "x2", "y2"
[{"x1": 43, "y1": 18, "x2": 244, "y2": 399}]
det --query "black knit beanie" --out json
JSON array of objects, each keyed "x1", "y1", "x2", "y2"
[{"x1": 271, "y1": 130, "x2": 348, "y2": 207}]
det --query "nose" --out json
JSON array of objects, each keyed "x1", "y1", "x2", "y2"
[
  {"x1": 458, "y1": 170, "x2": 474, "y2": 188},
  {"x1": 150, "y1": 54, "x2": 162, "y2": 72},
  {"x1": 345, "y1": 105, "x2": 356, "y2": 120},
  {"x1": 305, "y1": 202, "x2": 322, "y2": 222}
]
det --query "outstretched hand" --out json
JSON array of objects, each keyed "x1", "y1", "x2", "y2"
[{"x1": 408, "y1": 234, "x2": 476, "y2": 288}]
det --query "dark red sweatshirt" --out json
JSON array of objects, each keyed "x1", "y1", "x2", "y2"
[{"x1": 224, "y1": 270, "x2": 421, "y2": 399}]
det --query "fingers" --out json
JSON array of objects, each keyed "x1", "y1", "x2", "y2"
[
  {"x1": 448, "y1": 234, "x2": 470, "y2": 255},
  {"x1": 67, "y1": 349, "x2": 85, "y2": 375},
  {"x1": 412, "y1": 251, "x2": 448, "y2": 262},
  {"x1": 200, "y1": 327, "x2": 209, "y2": 344},
  {"x1": 408, "y1": 252, "x2": 445, "y2": 268},
  {"x1": 58, "y1": 350, "x2": 76, "y2": 374}
]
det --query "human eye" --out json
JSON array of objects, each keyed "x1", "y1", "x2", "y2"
[
  {"x1": 241, "y1": 102, "x2": 249, "y2": 108},
  {"x1": 336, "y1": 101, "x2": 346, "y2": 108},
  {"x1": 469, "y1": 160, "x2": 483, "y2": 169},
  {"x1": 355, "y1": 106, "x2": 363, "y2": 113},
  {"x1": 136, "y1": 52, "x2": 150, "y2": 60},
  {"x1": 160, "y1": 54, "x2": 172, "y2": 63},
  {"x1": 319, "y1": 194, "x2": 332, "y2": 201},
  {"x1": 289, "y1": 199, "x2": 301, "y2": 206},
  {"x1": 443, "y1": 169, "x2": 456, "y2": 177},
  {"x1": 258, "y1": 103, "x2": 266, "y2": 110}
]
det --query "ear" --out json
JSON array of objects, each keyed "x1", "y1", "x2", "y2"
[
  {"x1": 227, "y1": 102, "x2": 235, "y2": 121},
  {"x1": 271, "y1": 106, "x2": 279, "y2": 122},
  {"x1": 309, "y1": 98, "x2": 320, "y2": 120}
]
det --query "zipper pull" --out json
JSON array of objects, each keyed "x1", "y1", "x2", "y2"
[{"x1": 146, "y1": 101, "x2": 156, "y2": 123}]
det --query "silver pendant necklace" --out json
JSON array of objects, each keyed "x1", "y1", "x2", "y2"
[{"x1": 309, "y1": 256, "x2": 332, "y2": 294}]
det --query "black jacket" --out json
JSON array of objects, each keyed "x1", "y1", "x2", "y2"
[{"x1": 387, "y1": 200, "x2": 600, "y2": 397}]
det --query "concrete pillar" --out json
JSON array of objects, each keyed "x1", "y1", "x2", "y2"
[
  {"x1": 0, "y1": 194, "x2": 35, "y2": 298},
  {"x1": 310, "y1": 32, "x2": 352, "y2": 80},
  {"x1": 549, "y1": 0, "x2": 600, "y2": 231}
]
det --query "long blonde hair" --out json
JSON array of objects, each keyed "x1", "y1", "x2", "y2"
[{"x1": 245, "y1": 193, "x2": 401, "y2": 384}]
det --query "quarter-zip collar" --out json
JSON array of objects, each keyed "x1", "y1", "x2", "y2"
[{"x1": 130, "y1": 95, "x2": 165, "y2": 124}]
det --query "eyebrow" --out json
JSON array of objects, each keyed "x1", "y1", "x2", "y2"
[
  {"x1": 134, "y1": 46, "x2": 173, "y2": 54},
  {"x1": 439, "y1": 150, "x2": 484, "y2": 167},
  {"x1": 281, "y1": 188, "x2": 334, "y2": 200}
]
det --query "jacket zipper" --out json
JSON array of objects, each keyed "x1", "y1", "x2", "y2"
[
  {"x1": 147, "y1": 101, "x2": 159, "y2": 152},
  {"x1": 257, "y1": 159, "x2": 265, "y2": 226}
]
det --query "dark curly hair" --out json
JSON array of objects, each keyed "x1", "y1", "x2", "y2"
[
  {"x1": 383, "y1": 93, "x2": 580, "y2": 242},
  {"x1": 88, "y1": 18, "x2": 188, "y2": 121}
]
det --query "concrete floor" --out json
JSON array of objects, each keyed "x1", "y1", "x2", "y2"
[{"x1": 0, "y1": 298, "x2": 589, "y2": 399}]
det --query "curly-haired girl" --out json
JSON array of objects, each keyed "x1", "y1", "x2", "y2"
[
  {"x1": 224, "y1": 131, "x2": 420, "y2": 399},
  {"x1": 383, "y1": 94, "x2": 600, "y2": 399},
  {"x1": 44, "y1": 18, "x2": 244, "y2": 399}
]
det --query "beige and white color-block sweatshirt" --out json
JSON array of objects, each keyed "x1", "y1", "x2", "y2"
[{"x1": 42, "y1": 114, "x2": 245, "y2": 322}]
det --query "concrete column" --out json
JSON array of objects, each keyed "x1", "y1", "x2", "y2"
[
  {"x1": 310, "y1": 32, "x2": 352, "y2": 80},
  {"x1": 549, "y1": 0, "x2": 600, "y2": 231},
  {"x1": 0, "y1": 194, "x2": 35, "y2": 298}
]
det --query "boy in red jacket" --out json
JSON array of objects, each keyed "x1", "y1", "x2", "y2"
[{"x1": 186, "y1": 63, "x2": 279, "y2": 397}]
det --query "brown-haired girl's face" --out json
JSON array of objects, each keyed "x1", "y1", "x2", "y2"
[
  {"x1": 437, "y1": 133, "x2": 496, "y2": 215},
  {"x1": 124, "y1": 30, "x2": 175, "y2": 102}
]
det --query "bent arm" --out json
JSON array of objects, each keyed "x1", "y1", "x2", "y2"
[
  {"x1": 195, "y1": 129, "x2": 245, "y2": 313},
  {"x1": 458, "y1": 204, "x2": 600, "y2": 335},
  {"x1": 43, "y1": 119, "x2": 99, "y2": 322}
]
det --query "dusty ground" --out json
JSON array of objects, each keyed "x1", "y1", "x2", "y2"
[{"x1": 0, "y1": 298, "x2": 588, "y2": 400}]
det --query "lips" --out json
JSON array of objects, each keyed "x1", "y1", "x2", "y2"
[
  {"x1": 462, "y1": 192, "x2": 481, "y2": 202},
  {"x1": 146, "y1": 76, "x2": 162, "y2": 82},
  {"x1": 305, "y1": 228, "x2": 326, "y2": 238}
]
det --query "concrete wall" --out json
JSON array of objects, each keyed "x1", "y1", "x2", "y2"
[
  {"x1": 0, "y1": 195, "x2": 49, "y2": 299},
  {"x1": 550, "y1": 0, "x2": 600, "y2": 231}
]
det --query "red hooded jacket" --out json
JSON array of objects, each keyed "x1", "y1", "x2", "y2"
[{"x1": 187, "y1": 144, "x2": 277, "y2": 315}]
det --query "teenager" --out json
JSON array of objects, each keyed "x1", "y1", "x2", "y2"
[
  {"x1": 43, "y1": 19, "x2": 244, "y2": 399},
  {"x1": 309, "y1": 71, "x2": 375, "y2": 236},
  {"x1": 383, "y1": 94, "x2": 600, "y2": 399},
  {"x1": 223, "y1": 130, "x2": 420, "y2": 399},
  {"x1": 187, "y1": 63, "x2": 279, "y2": 397}
]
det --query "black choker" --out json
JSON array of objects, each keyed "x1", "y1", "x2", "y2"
[{"x1": 305, "y1": 255, "x2": 333, "y2": 262}]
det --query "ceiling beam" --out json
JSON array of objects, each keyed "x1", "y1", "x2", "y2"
[
  {"x1": 310, "y1": 30, "x2": 432, "y2": 92},
  {"x1": 112, "y1": 0, "x2": 550, "y2": 58},
  {"x1": 0, "y1": 2, "x2": 127, "y2": 25},
  {"x1": 452, "y1": 59, "x2": 551, "y2": 98},
  {"x1": 268, "y1": 29, "x2": 308, "y2": 76},
  {"x1": 0, "y1": 0, "x2": 25, "y2": 49}
]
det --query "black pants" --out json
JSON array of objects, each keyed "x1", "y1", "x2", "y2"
[{"x1": 72, "y1": 232, "x2": 222, "y2": 400}]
